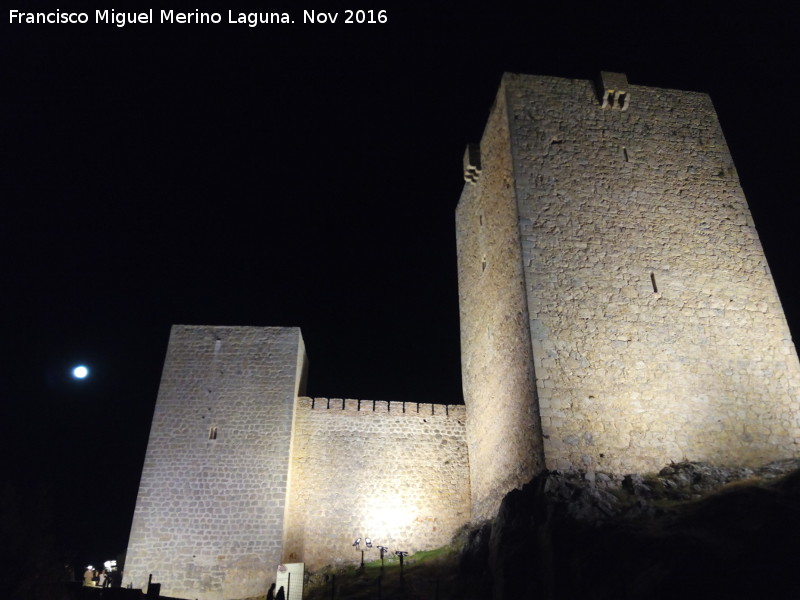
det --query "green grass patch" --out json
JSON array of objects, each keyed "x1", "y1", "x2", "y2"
[{"x1": 304, "y1": 545, "x2": 463, "y2": 600}]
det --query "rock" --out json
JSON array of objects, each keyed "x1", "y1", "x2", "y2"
[{"x1": 458, "y1": 459, "x2": 800, "y2": 600}]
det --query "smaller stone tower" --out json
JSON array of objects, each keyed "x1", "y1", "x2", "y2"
[{"x1": 124, "y1": 326, "x2": 307, "y2": 600}]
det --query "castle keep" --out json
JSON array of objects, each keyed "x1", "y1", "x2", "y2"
[
  {"x1": 457, "y1": 71, "x2": 800, "y2": 520},
  {"x1": 125, "y1": 72, "x2": 800, "y2": 599}
]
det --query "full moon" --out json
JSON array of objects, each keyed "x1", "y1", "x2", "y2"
[{"x1": 72, "y1": 365, "x2": 89, "y2": 379}]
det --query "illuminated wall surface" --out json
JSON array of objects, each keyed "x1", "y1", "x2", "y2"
[
  {"x1": 456, "y1": 89, "x2": 545, "y2": 522},
  {"x1": 458, "y1": 72, "x2": 800, "y2": 519},
  {"x1": 283, "y1": 398, "x2": 469, "y2": 570}
]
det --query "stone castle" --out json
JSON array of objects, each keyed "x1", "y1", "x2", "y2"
[{"x1": 124, "y1": 72, "x2": 800, "y2": 600}]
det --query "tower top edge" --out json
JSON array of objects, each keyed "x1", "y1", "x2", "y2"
[
  {"x1": 499, "y1": 71, "x2": 709, "y2": 96},
  {"x1": 171, "y1": 324, "x2": 302, "y2": 332}
]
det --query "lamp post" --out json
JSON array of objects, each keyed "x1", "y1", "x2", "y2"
[
  {"x1": 352, "y1": 538, "x2": 364, "y2": 567},
  {"x1": 394, "y1": 551, "x2": 408, "y2": 577},
  {"x1": 377, "y1": 546, "x2": 389, "y2": 568}
]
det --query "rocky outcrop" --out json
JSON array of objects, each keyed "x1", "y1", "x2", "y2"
[{"x1": 461, "y1": 460, "x2": 800, "y2": 600}]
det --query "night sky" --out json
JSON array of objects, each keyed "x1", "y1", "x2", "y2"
[{"x1": 4, "y1": 2, "x2": 799, "y2": 573}]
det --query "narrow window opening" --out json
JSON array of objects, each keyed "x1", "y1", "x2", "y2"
[
  {"x1": 617, "y1": 92, "x2": 627, "y2": 108},
  {"x1": 607, "y1": 91, "x2": 614, "y2": 107},
  {"x1": 209, "y1": 426, "x2": 218, "y2": 440},
  {"x1": 479, "y1": 214, "x2": 483, "y2": 226},
  {"x1": 623, "y1": 147, "x2": 629, "y2": 162},
  {"x1": 481, "y1": 257, "x2": 487, "y2": 272},
  {"x1": 650, "y1": 272, "x2": 658, "y2": 294}
]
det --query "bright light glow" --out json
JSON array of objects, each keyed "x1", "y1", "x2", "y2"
[
  {"x1": 72, "y1": 365, "x2": 89, "y2": 379},
  {"x1": 361, "y1": 496, "x2": 418, "y2": 542}
]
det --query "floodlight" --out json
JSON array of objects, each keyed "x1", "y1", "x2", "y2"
[{"x1": 394, "y1": 550, "x2": 409, "y2": 573}]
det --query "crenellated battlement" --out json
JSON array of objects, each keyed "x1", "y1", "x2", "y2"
[{"x1": 298, "y1": 396, "x2": 466, "y2": 418}]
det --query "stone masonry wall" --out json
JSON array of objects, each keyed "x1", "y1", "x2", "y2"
[
  {"x1": 283, "y1": 399, "x2": 469, "y2": 570},
  {"x1": 503, "y1": 73, "x2": 800, "y2": 474},
  {"x1": 456, "y1": 88, "x2": 545, "y2": 522},
  {"x1": 124, "y1": 326, "x2": 307, "y2": 600}
]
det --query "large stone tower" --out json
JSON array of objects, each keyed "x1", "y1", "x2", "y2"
[
  {"x1": 124, "y1": 326, "x2": 307, "y2": 600},
  {"x1": 457, "y1": 72, "x2": 800, "y2": 521}
]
